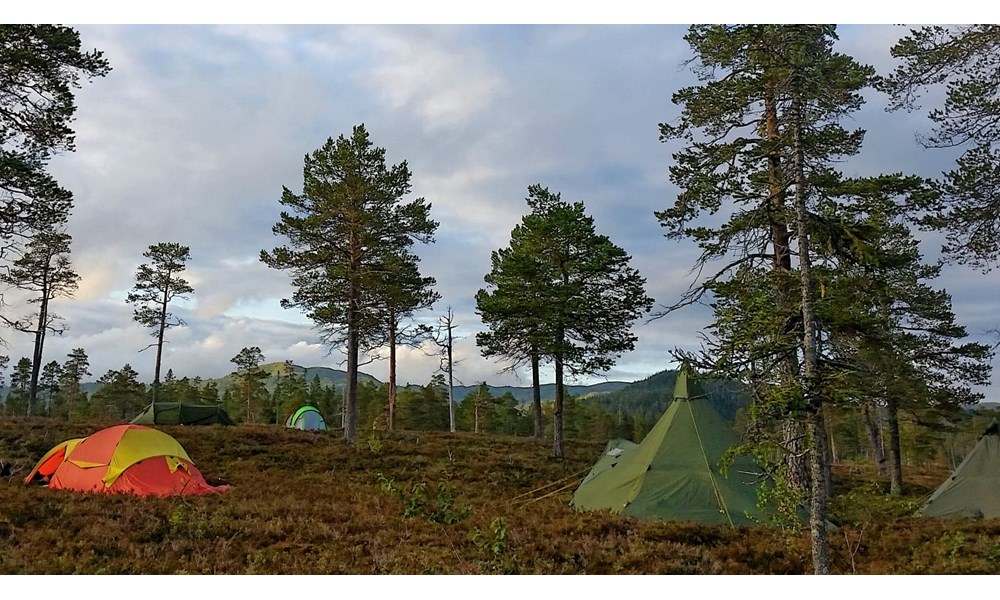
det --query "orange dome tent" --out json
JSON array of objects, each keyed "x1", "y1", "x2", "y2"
[{"x1": 24, "y1": 424, "x2": 228, "y2": 497}]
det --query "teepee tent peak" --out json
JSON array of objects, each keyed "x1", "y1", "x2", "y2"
[
  {"x1": 24, "y1": 424, "x2": 228, "y2": 497},
  {"x1": 285, "y1": 405, "x2": 328, "y2": 431},
  {"x1": 571, "y1": 364, "x2": 767, "y2": 526}
]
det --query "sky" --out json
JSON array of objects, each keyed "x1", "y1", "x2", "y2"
[{"x1": 2, "y1": 17, "x2": 999, "y2": 403}]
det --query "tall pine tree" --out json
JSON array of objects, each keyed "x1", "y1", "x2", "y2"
[
  {"x1": 0, "y1": 26, "x2": 108, "y2": 344},
  {"x1": 126, "y1": 243, "x2": 194, "y2": 404},
  {"x1": 1, "y1": 229, "x2": 78, "y2": 414},
  {"x1": 261, "y1": 124, "x2": 437, "y2": 443},
  {"x1": 476, "y1": 187, "x2": 555, "y2": 439},
  {"x1": 373, "y1": 251, "x2": 438, "y2": 431},
  {"x1": 658, "y1": 25, "x2": 894, "y2": 573},
  {"x1": 479, "y1": 184, "x2": 651, "y2": 458}
]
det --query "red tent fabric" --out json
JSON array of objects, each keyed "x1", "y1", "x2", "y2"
[{"x1": 24, "y1": 424, "x2": 228, "y2": 497}]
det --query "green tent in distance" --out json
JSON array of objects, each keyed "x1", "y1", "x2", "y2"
[
  {"x1": 131, "y1": 402, "x2": 235, "y2": 426},
  {"x1": 285, "y1": 405, "x2": 329, "y2": 431}
]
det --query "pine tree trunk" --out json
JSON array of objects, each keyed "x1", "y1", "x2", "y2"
[
  {"x1": 28, "y1": 296, "x2": 48, "y2": 416},
  {"x1": 782, "y1": 419, "x2": 810, "y2": 491},
  {"x1": 875, "y1": 300, "x2": 899, "y2": 487},
  {"x1": 447, "y1": 315, "x2": 455, "y2": 433},
  {"x1": 388, "y1": 316, "x2": 397, "y2": 431},
  {"x1": 553, "y1": 354, "x2": 565, "y2": 459},
  {"x1": 766, "y1": 82, "x2": 810, "y2": 493},
  {"x1": 345, "y1": 325, "x2": 359, "y2": 443},
  {"x1": 884, "y1": 396, "x2": 904, "y2": 496},
  {"x1": 792, "y1": 80, "x2": 829, "y2": 575},
  {"x1": 153, "y1": 276, "x2": 170, "y2": 404},
  {"x1": 807, "y1": 406, "x2": 831, "y2": 573},
  {"x1": 344, "y1": 279, "x2": 360, "y2": 443},
  {"x1": 531, "y1": 352, "x2": 543, "y2": 439},
  {"x1": 826, "y1": 404, "x2": 838, "y2": 465},
  {"x1": 862, "y1": 400, "x2": 887, "y2": 476}
]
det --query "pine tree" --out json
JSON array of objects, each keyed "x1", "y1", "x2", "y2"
[
  {"x1": 374, "y1": 252, "x2": 438, "y2": 431},
  {"x1": 57, "y1": 348, "x2": 90, "y2": 420},
  {"x1": 396, "y1": 375, "x2": 449, "y2": 431},
  {"x1": 230, "y1": 346, "x2": 267, "y2": 423},
  {"x1": 488, "y1": 392, "x2": 531, "y2": 436},
  {"x1": 0, "y1": 229, "x2": 78, "y2": 414},
  {"x1": 272, "y1": 370, "x2": 309, "y2": 424},
  {"x1": 261, "y1": 124, "x2": 437, "y2": 443},
  {"x1": 458, "y1": 382, "x2": 496, "y2": 433},
  {"x1": 814, "y1": 181, "x2": 993, "y2": 494},
  {"x1": 126, "y1": 243, "x2": 194, "y2": 403},
  {"x1": 221, "y1": 387, "x2": 238, "y2": 421},
  {"x1": 92, "y1": 364, "x2": 145, "y2": 420},
  {"x1": 658, "y1": 25, "x2": 884, "y2": 573},
  {"x1": 307, "y1": 375, "x2": 324, "y2": 406},
  {"x1": 5, "y1": 357, "x2": 32, "y2": 416},
  {"x1": 39, "y1": 360, "x2": 62, "y2": 415},
  {"x1": 476, "y1": 188, "x2": 553, "y2": 439},
  {"x1": 481, "y1": 184, "x2": 652, "y2": 458},
  {"x1": 161, "y1": 368, "x2": 177, "y2": 402},
  {"x1": 0, "y1": 26, "x2": 108, "y2": 340},
  {"x1": 201, "y1": 380, "x2": 221, "y2": 406}
]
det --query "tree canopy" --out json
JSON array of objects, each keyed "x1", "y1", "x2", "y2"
[{"x1": 883, "y1": 25, "x2": 1000, "y2": 270}]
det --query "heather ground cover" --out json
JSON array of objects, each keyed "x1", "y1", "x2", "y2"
[{"x1": 1, "y1": 417, "x2": 997, "y2": 575}]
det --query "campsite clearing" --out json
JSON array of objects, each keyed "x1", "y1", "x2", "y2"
[{"x1": 0, "y1": 416, "x2": 997, "y2": 574}]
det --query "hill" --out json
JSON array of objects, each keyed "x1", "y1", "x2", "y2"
[
  {"x1": 207, "y1": 362, "x2": 382, "y2": 395},
  {"x1": 585, "y1": 369, "x2": 749, "y2": 421},
  {"x1": 1, "y1": 362, "x2": 630, "y2": 406},
  {"x1": 198, "y1": 364, "x2": 630, "y2": 403},
  {"x1": 0, "y1": 416, "x2": 991, "y2": 574},
  {"x1": 445, "y1": 380, "x2": 630, "y2": 404},
  {"x1": 0, "y1": 362, "x2": 385, "y2": 401}
]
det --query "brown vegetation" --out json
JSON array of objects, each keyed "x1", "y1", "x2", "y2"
[{"x1": 1, "y1": 417, "x2": 998, "y2": 574}]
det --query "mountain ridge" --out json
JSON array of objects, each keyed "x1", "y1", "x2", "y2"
[{"x1": 1, "y1": 361, "x2": 635, "y2": 403}]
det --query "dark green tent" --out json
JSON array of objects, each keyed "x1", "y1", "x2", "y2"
[
  {"x1": 130, "y1": 403, "x2": 235, "y2": 426},
  {"x1": 920, "y1": 421, "x2": 1000, "y2": 519},
  {"x1": 571, "y1": 365, "x2": 767, "y2": 527}
]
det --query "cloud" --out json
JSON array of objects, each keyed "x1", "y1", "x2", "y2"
[
  {"x1": 3, "y1": 24, "x2": 998, "y2": 407},
  {"x1": 345, "y1": 26, "x2": 505, "y2": 132}
]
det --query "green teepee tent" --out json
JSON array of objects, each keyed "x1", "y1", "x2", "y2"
[
  {"x1": 920, "y1": 420, "x2": 1000, "y2": 519},
  {"x1": 571, "y1": 365, "x2": 766, "y2": 526}
]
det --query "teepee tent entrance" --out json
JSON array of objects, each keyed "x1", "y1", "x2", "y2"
[
  {"x1": 571, "y1": 365, "x2": 765, "y2": 526},
  {"x1": 24, "y1": 424, "x2": 228, "y2": 497},
  {"x1": 920, "y1": 420, "x2": 1000, "y2": 518},
  {"x1": 285, "y1": 406, "x2": 328, "y2": 431}
]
